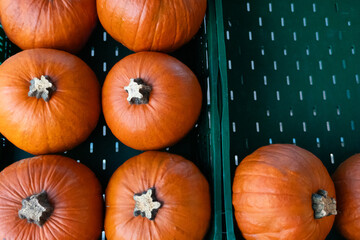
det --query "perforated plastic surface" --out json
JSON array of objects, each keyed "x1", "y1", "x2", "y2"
[
  {"x1": 218, "y1": 0, "x2": 359, "y2": 239},
  {"x1": 0, "y1": 1, "x2": 222, "y2": 238}
]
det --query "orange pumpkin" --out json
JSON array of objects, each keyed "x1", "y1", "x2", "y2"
[
  {"x1": 0, "y1": 155, "x2": 103, "y2": 239},
  {"x1": 96, "y1": 0, "x2": 207, "y2": 52},
  {"x1": 232, "y1": 144, "x2": 336, "y2": 240},
  {"x1": 104, "y1": 151, "x2": 211, "y2": 240},
  {"x1": 0, "y1": 0, "x2": 97, "y2": 53},
  {"x1": 102, "y1": 52, "x2": 202, "y2": 150},
  {"x1": 332, "y1": 154, "x2": 360, "y2": 240},
  {"x1": 0, "y1": 49, "x2": 100, "y2": 155}
]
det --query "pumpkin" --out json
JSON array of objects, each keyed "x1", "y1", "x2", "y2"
[
  {"x1": 232, "y1": 144, "x2": 336, "y2": 240},
  {"x1": 104, "y1": 151, "x2": 211, "y2": 240},
  {"x1": 0, "y1": 48, "x2": 100, "y2": 155},
  {"x1": 102, "y1": 52, "x2": 202, "y2": 150},
  {"x1": 0, "y1": 155, "x2": 103, "y2": 239},
  {"x1": 96, "y1": 0, "x2": 207, "y2": 52},
  {"x1": 0, "y1": 0, "x2": 97, "y2": 53},
  {"x1": 332, "y1": 154, "x2": 360, "y2": 240}
]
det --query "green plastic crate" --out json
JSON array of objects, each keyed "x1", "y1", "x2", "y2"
[
  {"x1": 218, "y1": 0, "x2": 359, "y2": 239},
  {"x1": 0, "y1": 1, "x2": 223, "y2": 239}
]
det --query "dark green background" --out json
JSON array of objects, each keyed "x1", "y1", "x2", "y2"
[{"x1": 219, "y1": 0, "x2": 359, "y2": 239}]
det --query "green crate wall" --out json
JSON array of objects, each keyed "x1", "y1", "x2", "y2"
[{"x1": 218, "y1": 0, "x2": 360, "y2": 239}]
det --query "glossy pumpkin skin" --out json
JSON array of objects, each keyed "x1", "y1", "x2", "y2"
[
  {"x1": 0, "y1": 49, "x2": 100, "y2": 155},
  {"x1": 232, "y1": 144, "x2": 335, "y2": 240},
  {"x1": 97, "y1": 0, "x2": 207, "y2": 52},
  {"x1": 102, "y1": 52, "x2": 202, "y2": 150},
  {"x1": 0, "y1": 155, "x2": 103, "y2": 240},
  {"x1": 332, "y1": 154, "x2": 360, "y2": 240},
  {"x1": 0, "y1": 0, "x2": 97, "y2": 53},
  {"x1": 105, "y1": 151, "x2": 211, "y2": 240}
]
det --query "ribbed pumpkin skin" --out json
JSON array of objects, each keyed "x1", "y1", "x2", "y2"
[
  {"x1": 105, "y1": 151, "x2": 211, "y2": 240},
  {"x1": 0, "y1": 49, "x2": 100, "y2": 155},
  {"x1": 332, "y1": 154, "x2": 360, "y2": 240},
  {"x1": 0, "y1": 155, "x2": 103, "y2": 240},
  {"x1": 102, "y1": 52, "x2": 202, "y2": 150},
  {"x1": 96, "y1": 0, "x2": 207, "y2": 52},
  {"x1": 0, "y1": 0, "x2": 97, "y2": 53},
  {"x1": 232, "y1": 144, "x2": 335, "y2": 240}
]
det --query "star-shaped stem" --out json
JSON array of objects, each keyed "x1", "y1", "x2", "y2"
[
  {"x1": 124, "y1": 78, "x2": 152, "y2": 105},
  {"x1": 312, "y1": 189, "x2": 337, "y2": 219},
  {"x1": 18, "y1": 190, "x2": 54, "y2": 227},
  {"x1": 133, "y1": 187, "x2": 162, "y2": 220},
  {"x1": 28, "y1": 75, "x2": 57, "y2": 102}
]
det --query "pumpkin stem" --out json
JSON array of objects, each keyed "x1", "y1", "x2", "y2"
[
  {"x1": 312, "y1": 189, "x2": 337, "y2": 219},
  {"x1": 28, "y1": 75, "x2": 56, "y2": 102},
  {"x1": 124, "y1": 78, "x2": 152, "y2": 104},
  {"x1": 18, "y1": 190, "x2": 54, "y2": 227},
  {"x1": 133, "y1": 187, "x2": 162, "y2": 220}
]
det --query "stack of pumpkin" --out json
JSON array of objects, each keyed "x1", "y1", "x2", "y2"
[{"x1": 0, "y1": 0, "x2": 210, "y2": 240}]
